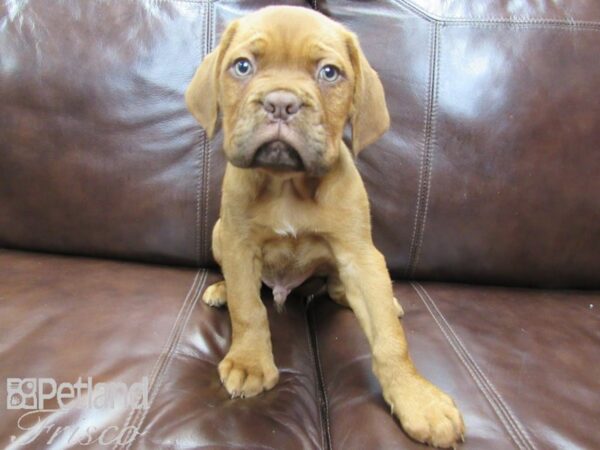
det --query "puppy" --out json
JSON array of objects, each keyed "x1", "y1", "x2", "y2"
[{"x1": 186, "y1": 6, "x2": 464, "y2": 448}]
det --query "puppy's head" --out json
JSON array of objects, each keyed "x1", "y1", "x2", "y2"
[{"x1": 186, "y1": 6, "x2": 389, "y2": 176}]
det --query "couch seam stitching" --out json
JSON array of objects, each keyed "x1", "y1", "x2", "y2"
[
  {"x1": 196, "y1": 131, "x2": 203, "y2": 265},
  {"x1": 306, "y1": 301, "x2": 332, "y2": 450},
  {"x1": 126, "y1": 270, "x2": 208, "y2": 449},
  {"x1": 304, "y1": 310, "x2": 325, "y2": 447},
  {"x1": 193, "y1": 3, "x2": 208, "y2": 265},
  {"x1": 146, "y1": 0, "x2": 217, "y2": 5},
  {"x1": 413, "y1": 22, "x2": 440, "y2": 276},
  {"x1": 405, "y1": 21, "x2": 434, "y2": 277},
  {"x1": 311, "y1": 306, "x2": 332, "y2": 450},
  {"x1": 111, "y1": 270, "x2": 203, "y2": 450},
  {"x1": 391, "y1": 0, "x2": 600, "y2": 28},
  {"x1": 407, "y1": 21, "x2": 439, "y2": 277},
  {"x1": 305, "y1": 304, "x2": 325, "y2": 449},
  {"x1": 411, "y1": 282, "x2": 536, "y2": 450},
  {"x1": 446, "y1": 23, "x2": 600, "y2": 31},
  {"x1": 202, "y1": 1, "x2": 214, "y2": 264}
]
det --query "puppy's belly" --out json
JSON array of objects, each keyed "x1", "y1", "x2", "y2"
[{"x1": 261, "y1": 235, "x2": 333, "y2": 309}]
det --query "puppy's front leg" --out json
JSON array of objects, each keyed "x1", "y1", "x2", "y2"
[
  {"x1": 218, "y1": 234, "x2": 278, "y2": 398},
  {"x1": 332, "y1": 242, "x2": 464, "y2": 448}
]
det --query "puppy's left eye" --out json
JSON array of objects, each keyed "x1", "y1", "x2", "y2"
[
  {"x1": 319, "y1": 65, "x2": 340, "y2": 83},
  {"x1": 232, "y1": 58, "x2": 253, "y2": 78}
]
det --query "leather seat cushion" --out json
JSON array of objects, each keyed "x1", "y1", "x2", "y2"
[{"x1": 0, "y1": 250, "x2": 598, "y2": 449}]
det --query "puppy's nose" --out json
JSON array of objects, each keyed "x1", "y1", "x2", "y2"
[{"x1": 263, "y1": 91, "x2": 301, "y2": 121}]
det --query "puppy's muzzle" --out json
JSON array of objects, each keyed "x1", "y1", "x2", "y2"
[
  {"x1": 252, "y1": 140, "x2": 304, "y2": 172},
  {"x1": 249, "y1": 90, "x2": 305, "y2": 172}
]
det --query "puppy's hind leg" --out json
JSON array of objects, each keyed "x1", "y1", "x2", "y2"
[
  {"x1": 328, "y1": 273, "x2": 403, "y2": 318},
  {"x1": 202, "y1": 280, "x2": 227, "y2": 307},
  {"x1": 327, "y1": 272, "x2": 351, "y2": 308},
  {"x1": 202, "y1": 219, "x2": 227, "y2": 307},
  {"x1": 392, "y1": 296, "x2": 404, "y2": 318}
]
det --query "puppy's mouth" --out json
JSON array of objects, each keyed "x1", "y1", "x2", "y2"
[{"x1": 251, "y1": 140, "x2": 305, "y2": 172}]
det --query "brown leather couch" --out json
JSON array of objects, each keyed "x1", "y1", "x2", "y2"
[{"x1": 1, "y1": 1, "x2": 598, "y2": 449}]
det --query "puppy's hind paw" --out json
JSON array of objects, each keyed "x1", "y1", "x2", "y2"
[
  {"x1": 393, "y1": 297, "x2": 404, "y2": 318},
  {"x1": 202, "y1": 281, "x2": 227, "y2": 307}
]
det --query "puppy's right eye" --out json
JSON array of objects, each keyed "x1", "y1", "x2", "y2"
[{"x1": 232, "y1": 58, "x2": 253, "y2": 78}]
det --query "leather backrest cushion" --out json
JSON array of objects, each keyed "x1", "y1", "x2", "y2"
[
  {"x1": 0, "y1": 0, "x2": 306, "y2": 266},
  {"x1": 1, "y1": 0, "x2": 599, "y2": 288},
  {"x1": 324, "y1": 1, "x2": 600, "y2": 288}
]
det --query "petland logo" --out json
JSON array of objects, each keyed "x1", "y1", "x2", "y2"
[
  {"x1": 6, "y1": 377, "x2": 149, "y2": 410},
  {"x1": 6, "y1": 377, "x2": 149, "y2": 447}
]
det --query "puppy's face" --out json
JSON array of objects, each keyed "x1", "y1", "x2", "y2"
[{"x1": 186, "y1": 6, "x2": 389, "y2": 177}]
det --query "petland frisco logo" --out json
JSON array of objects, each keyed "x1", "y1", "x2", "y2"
[
  {"x1": 7, "y1": 377, "x2": 149, "y2": 410},
  {"x1": 6, "y1": 377, "x2": 149, "y2": 447}
]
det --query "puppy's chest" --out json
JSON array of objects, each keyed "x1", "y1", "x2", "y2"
[
  {"x1": 245, "y1": 180, "x2": 334, "y2": 307},
  {"x1": 249, "y1": 189, "x2": 320, "y2": 238},
  {"x1": 260, "y1": 235, "x2": 333, "y2": 310}
]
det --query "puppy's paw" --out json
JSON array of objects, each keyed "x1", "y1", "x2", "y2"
[
  {"x1": 393, "y1": 296, "x2": 404, "y2": 318},
  {"x1": 202, "y1": 281, "x2": 227, "y2": 307},
  {"x1": 387, "y1": 377, "x2": 464, "y2": 448},
  {"x1": 218, "y1": 353, "x2": 279, "y2": 399}
]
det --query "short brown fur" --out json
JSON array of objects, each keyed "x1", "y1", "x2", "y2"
[{"x1": 186, "y1": 6, "x2": 464, "y2": 448}]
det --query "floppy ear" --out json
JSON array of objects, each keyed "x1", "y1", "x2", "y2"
[
  {"x1": 185, "y1": 21, "x2": 239, "y2": 139},
  {"x1": 346, "y1": 32, "x2": 390, "y2": 154}
]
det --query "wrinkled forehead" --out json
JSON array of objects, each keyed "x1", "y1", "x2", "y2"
[{"x1": 227, "y1": 7, "x2": 350, "y2": 69}]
